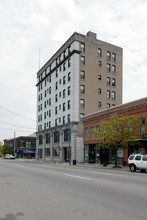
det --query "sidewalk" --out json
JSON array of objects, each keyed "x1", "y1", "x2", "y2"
[{"x1": 16, "y1": 158, "x2": 129, "y2": 171}]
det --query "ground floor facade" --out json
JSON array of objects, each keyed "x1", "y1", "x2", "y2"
[
  {"x1": 84, "y1": 140, "x2": 147, "y2": 166},
  {"x1": 36, "y1": 122, "x2": 84, "y2": 164}
]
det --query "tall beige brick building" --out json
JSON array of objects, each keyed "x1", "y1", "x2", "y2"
[{"x1": 36, "y1": 31, "x2": 123, "y2": 164}]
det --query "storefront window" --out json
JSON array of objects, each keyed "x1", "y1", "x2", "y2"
[{"x1": 139, "y1": 117, "x2": 145, "y2": 134}]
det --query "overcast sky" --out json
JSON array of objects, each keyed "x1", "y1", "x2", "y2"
[{"x1": 0, "y1": 0, "x2": 147, "y2": 142}]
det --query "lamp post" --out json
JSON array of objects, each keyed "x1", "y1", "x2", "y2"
[{"x1": 68, "y1": 125, "x2": 71, "y2": 165}]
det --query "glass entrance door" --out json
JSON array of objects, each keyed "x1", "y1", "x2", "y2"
[{"x1": 64, "y1": 147, "x2": 70, "y2": 162}]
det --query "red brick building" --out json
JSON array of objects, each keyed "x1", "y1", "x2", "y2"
[{"x1": 83, "y1": 97, "x2": 147, "y2": 165}]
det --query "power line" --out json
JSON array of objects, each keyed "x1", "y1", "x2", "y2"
[
  {"x1": 0, "y1": 126, "x2": 35, "y2": 133},
  {"x1": 0, "y1": 120, "x2": 35, "y2": 130},
  {"x1": 0, "y1": 105, "x2": 36, "y2": 122}
]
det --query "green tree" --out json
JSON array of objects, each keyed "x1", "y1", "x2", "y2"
[
  {"x1": 1, "y1": 144, "x2": 12, "y2": 156},
  {"x1": 94, "y1": 114, "x2": 140, "y2": 167}
]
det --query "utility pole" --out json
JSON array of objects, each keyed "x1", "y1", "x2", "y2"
[{"x1": 14, "y1": 132, "x2": 16, "y2": 156}]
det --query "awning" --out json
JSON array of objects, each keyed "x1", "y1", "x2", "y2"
[
  {"x1": 128, "y1": 139, "x2": 147, "y2": 142},
  {"x1": 23, "y1": 150, "x2": 36, "y2": 154}
]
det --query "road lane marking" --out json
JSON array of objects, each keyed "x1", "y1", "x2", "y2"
[
  {"x1": 17, "y1": 165, "x2": 25, "y2": 168},
  {"x1": 91, "y1": 171, "x2": 123, "y2": 177},
  {"x1": 64, "y1": 173, "x2": 92, "y2": 181}
]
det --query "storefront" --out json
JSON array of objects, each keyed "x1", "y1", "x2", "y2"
[{"x1": 84, "y1": 144, "x2": 124, "y2": 165}]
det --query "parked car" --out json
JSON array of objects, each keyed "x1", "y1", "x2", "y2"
[
  {"x1": 5, "y1": 154, "x2": 15, "y2": 159},
  {"x1": 128, "y1": 154, "x2": 147, "y2": 172}
]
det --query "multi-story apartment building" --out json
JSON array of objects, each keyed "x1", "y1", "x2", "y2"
[{"x1": 36, "y1": 31, "x2": 123, "y2": 164}]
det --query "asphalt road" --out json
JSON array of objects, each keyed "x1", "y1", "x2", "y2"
[{"x1": 0, "y1": 159, "x2": 147, "y2": 220}]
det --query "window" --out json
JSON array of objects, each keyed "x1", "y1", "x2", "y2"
[
  {"x1": 63, "y1": 76, "x2": 66, "y2": 85},
  {"x1": 68, "y1": 46, "x2": 71, "y2": 54},
  {"x1": 67, "y1": 114, "x2": 70, "y2": 122},
  {"x1": 81, "y1": 43, "x2": 85, "y2": 52},
  {"x1": 68, "y1": 58, "x2": 71, "y2": 68},
  {"x1": 49, "y1": 98, "x2": 51, "y2": 106},
  {"x1": 39, "y1": 135, "x2": 43, "y2": 145},
  {"x1": 63, "y1": 63, "x2": 66, "y2": 71},
  {"x1": 142, "y1": 156, "x2": 147, "y2": 161},
  {"x1": 112, "y1": 78, "x2": 116, "y2": 86},
  {"x1": 107, "y1": 90, "x2": 110, "y2": 99},
  {"x1": 80, "y1": 99, "x2": 85, "y2": 108},
  {"x1": 63, "y1": 50, "x2": 66, "y2": 59},
  {"x1": 59, "y1": 55, "x2": 61, "y2": 62},
  {"x1": 107, "y1": 51, "x2": 111, "y2": 60},
  {"x1": 59, "y1": 79, "x2": 61, "y2": 84},
  {"x1": 53, "y1": 148, "x2": 60, "y2": 156},
  {"x1": 135, "y1": 156, "x2": 141, "y2": 161},
  {"x1": 68, "y1": 72, "x2": 71, "y2": 81},
  {"x1": 90, "y1": 127, "x2": 94, "y2": 139},
  {"x1": 45, "y1": 148, "x2": 50, "y2": 157},
  {"x1": 55, "y1": 106, "x2": 58, "y2": 115},
  {"x1": 107, "y1": 77, "x2": 111, "y2": 86},
  {"x1": 68, "y1": 100, "x2": 71, "y2": 109},
  {"x1": 96, "y1": 125, "x2": 100, "y2": 132},
  {"x1": 56, "y1": 58, "x2": 58, "y2": 66},
  {"x1": 54, "y1": 131, "x2": 60, "y2": 143},
  {"x1": 85, "y1": 128, "x2": 89, "y2": 139},
  {"x1": 107, "y1": 63, "x2": 111, "y2": 72},
  {"x1": 63, "y1": 116, "x2": 65, "y2": 124},
  {"x1": 98, "y1": 102, "x2": 101, "y2": 107},
  {"x1": 46, "y1": 133, "x2": 50, "y2": 144},
  {"x1": 98, "y1": 61, "x2": 102, "y2": 66},
  {"x1": 63, "y1": 103, "x2": 65, "y2": 111},
  {"x1": 55, "y1": 119, "x2": 57, "y2": 126},
  {"x1": 129, "y1": 155, "x2": 135, "y2": 160},
  {"x1": 98, "y1": 88, "x2": 101, "y2": 94},
  {"x1": 80, "y1": 113, "x2": 85, "y2": 122},
  {"x1": 139, "y1": 117, "x2": 145, "y2": 134},
  {"x1": 107, "y1": 103, "x2": 110, "y2": 109},
  {"x1": 112, "y1": 91, "x2": 116, "y2": 100},
  {"x1": 80, "y1": 85, "x2": 85, "y2": 94},
  {"x1": 56, "y1": 69, "x2": 58, "y2": 78},
  {"x1": 112, "y1": 104, "x2": 115, "y2": 107},
  {"x1": 68, "y1": 86, "x2": 71, "y2": 95},
  {"x1": 55, "y1": 94, "x2": 58, "y2": 102},
  {"x1": 81, "y1": 56, "x2": 85, "y2": 65},
  {"x1": 98, "y1": 75, "x2": 101, "y2": 80},
  {"x1": 49, "y1": 110, "x2": 51, "y2": 117},
  {"x1": 49, "y1": 87, "x2": 51, "y2": 94},
  {"x1": 112, "y1": 65, "x2": 116, "y2": 73},
  {"x1": 55, "y1": 82, "x2": 58, "y2": 90},
  {"x1": 81, "y1": 70, "x2": 85, "y2": 80},
  {"x1": 112, "y1": 53, "x2": 116, "y2": 62},
  {"x1": 98, "y1": 48, "x2": 102, "y2": 57},
  {"x1": 64, "y1": 129, "x2": 71, "y2": 142},
  {"x1": 63, "y1": 89, "x2": 66, "y2": 98}
]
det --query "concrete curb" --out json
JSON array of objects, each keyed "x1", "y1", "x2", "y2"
[{"x1": 15, "y1": 158, "x2": 129, "y2": 171}]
